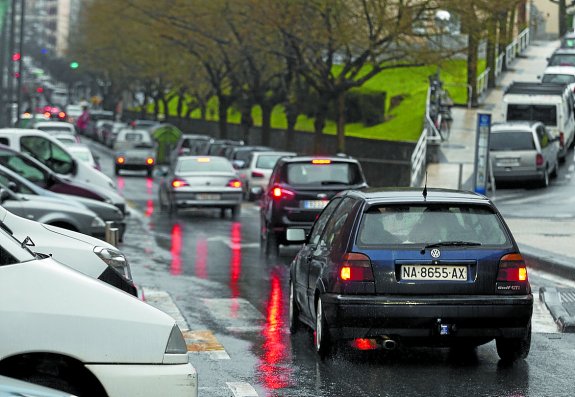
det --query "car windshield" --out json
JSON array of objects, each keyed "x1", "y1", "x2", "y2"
[
  {"x1": 356, "y1": 204, "x2": 510, "y2": 246},
  {"x1": 549, "y1": 54, "x2": 575, "y2": 66},
  {"x1": 286, "y1": 162, "x2": 362, "y2": 186},
  {"x1": 507, "y1": 104, "x2": 557, "y2": 126},
  {"x1": 256, "y1": 154, "x2": 286, "y2": 169},
  {"x1": 177, "y1": 157, "x2": 234, "y2": 173},
  {"x1": 70, "y1": 150, "x2": 92, "y2": 162},
  {"x1": 542, "y1": 74, "x2": 575, "y2": 84},
  {"x1": 490, "y1": 131, "x2": 535, "y2": 151}
]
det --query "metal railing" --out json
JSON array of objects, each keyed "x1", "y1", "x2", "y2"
[
  {"x1": 477, "y1": 67, "x2": 491, "y2": 97},
  {"x1": 495, "y1": 52, "x2": 505, "y2": 78},
  {"x1": 505, "y1": 28, "x2": 530, "y2": 69}
]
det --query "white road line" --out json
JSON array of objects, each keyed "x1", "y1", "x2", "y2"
[
  {"x1": 227, "y1": 382, "x2": 259, "y2": 397},
  {"x1": 142, "y1": 288, "x2": 190, "y2": 331}
]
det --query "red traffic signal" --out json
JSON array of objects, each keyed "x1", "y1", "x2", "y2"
[
  {"x1": 36, "y1": 87, "x2": 44, "y2": 93},
  {"x1": 11, "y1": 53, "x2": 21, "y2": 61}
]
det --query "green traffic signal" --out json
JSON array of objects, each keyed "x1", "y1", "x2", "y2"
[{"x1": 70, "y1": 61, "x2": 79, "y2": 69}]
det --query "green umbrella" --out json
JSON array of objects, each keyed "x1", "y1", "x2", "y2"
[{"x1": 150, "y1": 124, "x2": 183, "y2": 165}]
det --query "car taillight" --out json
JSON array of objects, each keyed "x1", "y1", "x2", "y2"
[
  {"x1": 146, "y1": 157, "x2": 155, "y2": 165},
  {"x1": 172, "y1": 178, "x2": 189, "y2": 188},
  {"x1": 251, "y1": 171, "x2": 265, "y2": 178},
  {"x1": 497, "y1": 253, "x2": 528, "y2": 282},
  {"x1": 58, "y1": 112, "x2": 66, "y2": 119},
  {"x1": 270, "y1": 185, "x2": 295, "y2": 200},
  {"x1": 560, "y1": 132, "x2": 565, "y2": 147},
  {"x1": 228, "y1": 179, "x2": 242, "y2": 188},
  {"x1": 339, "y1": 253, "x2": 374, "y2": 282},
  {"x1": 535, "y1": 153, "x2": 544, "y2": 167},
  {"x1": 116, "y1": 156, "x2": 125, "y2": 164}
]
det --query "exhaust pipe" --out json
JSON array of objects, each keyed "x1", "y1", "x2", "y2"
[{"x1": 382, "y1": 338, "x2": 397, "y2": 350}]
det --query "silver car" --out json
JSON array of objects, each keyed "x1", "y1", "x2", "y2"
[
  {"x1": 490, "y1": 121, "x2": 559, "y2": 188},
  {"x1": 0, "y1": 186, "x2": 106, "y2": 238},
  {"x1": 158, "y1": 156, "x2": 243, "y2": 218},
  {"x1": 238, "y1": 151, "x2": 296, "y2": 200}
]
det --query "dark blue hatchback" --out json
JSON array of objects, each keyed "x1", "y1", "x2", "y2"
[{"x1": 287, "y1": 188, "x2": 533, "y2": 361}]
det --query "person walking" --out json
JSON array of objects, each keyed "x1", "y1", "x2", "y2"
[{"x1": 76, "y1": 105, "x2": 90, "y2": 135}]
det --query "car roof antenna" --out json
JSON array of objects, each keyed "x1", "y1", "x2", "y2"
[{"x1": 422, "y1": 172, "x2": 428, "y2": 201}]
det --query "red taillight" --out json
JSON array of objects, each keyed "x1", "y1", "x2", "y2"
[
  {"x1": 116, "y1": 156, "x2": 125, "y2": 164},
  {"x1": 228, "y1": 179, "x2": 242, "y2": 188},
  {"x1": 251, "y1": 171, "x2": 265, "y2": 178},
  {"x1": 270, "y1": 185, "x2": 295, "y2": 199},
  {"x1": 497, "y1": 253, "x2": 528, "y2": 282},
  {"x1": 339, "y1": 253, "x2": 374, "y2": 282},
  {"x1": 146, "y1": 157, "x2": 154, "y2": 165},
  {"x1": 560, "y1": 132, "x2": 565, "y2": 147},
  {"x1": 58, "y1": 112, "x2": 66, "y2": 119},
  {"x1": 352, "y1": 338, "x2": 378, "y2": 350},
  {"x1": 171, "y1": 178, "x2": 189, "y2": 188},
  {"x1": 535, "y1": 153, "x2": 544, "y2": 167}
]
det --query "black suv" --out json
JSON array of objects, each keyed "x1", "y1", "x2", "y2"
[{"x1": 260, "y1": 156, "x2": 368, "y2": 256}]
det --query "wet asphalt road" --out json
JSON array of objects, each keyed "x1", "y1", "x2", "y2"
[{"x1": 88, "y1": 141, "x2": 575, "y2": 397}]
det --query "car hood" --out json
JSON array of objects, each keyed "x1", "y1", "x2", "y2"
[{"x1": 0, "y1": 258, "x2": 177, "y2": 364}]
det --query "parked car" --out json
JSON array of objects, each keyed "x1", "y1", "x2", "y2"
[
  {"x1": 0, "y1": 163, "x2": 125, "y2": 238},
  {"x1": 227, "y1": 145, "x2": 273, "y2": 166},
  {"x1": 113, "y1": 129, "x2": 156, "y2": 177},
  {"x1": 238, "y1": 151, "x2": 296, "y2": 200},
  {"x1": 0, "y1": 129, "x2": 116, "y2": 192},
  {"x1": 203, "y1": 139, "x2": 244, "y2": 156},
  {"x1": 66, "y1": 143, "x2": 101, "y2": 171},
  {"x1": 169, "y1": 133, "x2": 211, "y2": 166},
  {"x1": 0, "y1": 375, "x2": 75, "y2": 397},
  {"x1": 0, "y1": 228, "x2": 197, "y2": 396},
  {"x1": 103, "y1": 122, "x2": 128, "y2": 148},
  {"x1": 158, "y1": 156, "x2": 242, "y2": 218},
  {"x1": 540, "y1": 66, "x2": 575, "y2": 84},
  {"x1": 32, "y1": 121, "x2": 80, "y2": 143},
  {"x1": 53, "y1": 133, "x2": 78, "y2": 146},
  {"x1": 0, "y1": 144, "x2": 127, "y2": 215},
  {"x1": 547, "y1": 48, "x2": 575, "y2": 67},
  {"x1": 286, "y1": 188, "x2": 533, "y2": 361},
  {"x1": 0, "y1": 204, "x2": 135, "y2": 296},
  {"x1": 129, "y1": 119, "x2": 160, "y2": 131},
  {"x1": 65, "y1": 104, "x2": 83, "y2": 124},
  {"x1": 561, "y1": 31, "x2": 575, "y2": 49},
  {"x1": 86, "y1": 110, "x2": 114, "y2": 139},
  {"x1": 489, "y1": 121, "x2": 559, "y2": 188},
  {"x1": 260, "y1": 156, "x2": 368, "y2": 256}
]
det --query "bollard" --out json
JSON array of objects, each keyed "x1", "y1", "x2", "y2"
[
  {"x1": 458, "y1": 163, "x2": 464, "y2": 190},
  {"x1": 105, "y1": 221, "x2": 114, "y2": 245},
  {"x1": 109, "y1": 227, "x2": 119, "y2": 247}
]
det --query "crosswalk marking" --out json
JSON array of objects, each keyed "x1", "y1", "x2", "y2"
[{"x1": 227, "y1": 382, "x2": 259, "y2": 397}]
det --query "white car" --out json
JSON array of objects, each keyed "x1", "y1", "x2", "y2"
[
  {"x1": 0, "y1": 227, "x2": 197, "y2": 397},
  {"x1": 0, "y1": 375, "x2": 75, "y2": 397},
  {"x1": 0, "y1": 204, "x2": 136, "y2": 296},
  {"x1": 540, "y1": 65, "x2": 575, "y2": 84},
  {"x1": 239, "y1": 151, "x2": 296, "y2": 200},
  {"x1": 0, "y1": 129, "x2": 116, "y2": 191},
  {"x1": 66, "y1": 143, "x2": 101, "y2": 171}
]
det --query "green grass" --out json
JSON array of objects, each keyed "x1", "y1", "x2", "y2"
[{"x1": 147, "y1": 60, "x2": 485, "y2": 143}]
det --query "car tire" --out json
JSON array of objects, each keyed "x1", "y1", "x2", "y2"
[
  {"x1": 264, "y1": 230, "x2": 279, "y2": 257},
  {"x1": 495, "y1": 321, "x2": 531, "y2": 362},
  {"x1": 289, "y1": 279, "x2": 301, "y2": 334},
  {"x1": 314, "y1": 296, "x2": 332, "y2": 359},
  {"x1": 550, "y1": 162, "x2": 558, "y2": 179},
  {"x1": 539, "y1": 168, "x2": 549, "y2": 188},
  {"x1": 232, "y1": 204, "x2": 241, "y2": 219}
]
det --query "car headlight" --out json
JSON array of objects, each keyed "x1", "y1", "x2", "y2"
[
  {"x1": 91, "y1": 216, "x2": 106, "y2": 228},
  {"x1": 165, "y1": 324, "x2": 187, "y2": 354},
  {"x1": 93, "y1": 246, "x2": 132, "y2": 280}
]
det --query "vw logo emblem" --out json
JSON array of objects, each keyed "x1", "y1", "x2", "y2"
[
  {"x1": 317, "y1": 193, "x2": 327, "y2": 199},
  {"x1": 430, "y1": 249, "x2": 441, "y2": 258}
]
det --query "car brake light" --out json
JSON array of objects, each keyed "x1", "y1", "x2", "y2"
[
  {"x1": 560, "y1": 132, "x2": 565, "y2": 147},
  {"x1": 312, "y1": 159, "x2": 331, "y2": 164},
  {"x1": 535, "y1": 153, "x2": 544, "y2": 167},
  {"x1": 146, "y1": 157, "x2": 154, "y2": 165},
  {"x1": 497, "y1": 253, "x2": 528, "y2": 282},
  {"x1": 228, "y1": 179, "x2": 242, "y2": 188},
  {"x1": 339, "y1": 253, "x2": 374, "y2": 281},
  {"x1": 58, "y1": 112, "x2": 66, "y2": 119},
  {"x1": 172, "y1": 178, "x2": 189, "y2": 188},
  {"x1": 271, "y1": 186, "x2": 295, "y2": 199},
  {"x1": 251, "y1": 171, "x2": 265, "y2": 178},
  {"x1": 116, "y1": 156, "x2": 125, "y2": 164}
]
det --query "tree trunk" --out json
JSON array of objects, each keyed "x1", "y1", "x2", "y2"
[
  {"x1": 240, "y1": 108, "x2": 252, "y2": 144},
  {"x1": 336, "y1": 91, "x2": 346, "y2": 153},
  {"x1": 285, "y1": 103, "x2": 298, "y2": 151},
  {"x1": 498, "y1": 11, "x2": 509, "y2": 71},
  {"x1": 517, "y1": 0, "x2": 528, "y2": 31},
  {"x1": 313, "y1": 95, "x2": 329, "y2": 154},
  {"x1": 176, "y1": 91, "x2": 184, "y2": 119},
  {"x1": 506, "y1": 8, "x2": 516, "y2": 45},
  {"x1": 200, "y1": 106, "x2": 207, "y2": 120},
  {"x1": 467, "y1": 30, "x2": 479, "y2": 107},
  {"x1": 559, "y1": 0, "x2": 568, "y2": 37},
  {"x1": 486, "y1": 17, "x2": 497, "y2": 88},
  {"x1": 153, "y1": 96, "x2": 160, "y2": 121},
  {"x1": 217, "y1": 95, "x2": 229, "y2": 139},
  {"x1": 261, "y1": 103, "x2": 273, "y2": 147}
]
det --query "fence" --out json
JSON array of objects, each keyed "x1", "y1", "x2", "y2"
[{"x1": 505, "y1": 28, "x2": 530, "y2": 69}]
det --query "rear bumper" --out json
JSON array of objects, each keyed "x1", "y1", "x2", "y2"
[
  {"x1": 493, "y1": 169, "x2": 544, "y2": 181},
  {"x1": 116, "y1": 163, "x2": 154, "y2": 170},
  {"x1": 321, "y1": 293, "x2": 533, "y2": 341},
  {"x1": 173, "y1": 192, "x2": 242, "y2": 208}
]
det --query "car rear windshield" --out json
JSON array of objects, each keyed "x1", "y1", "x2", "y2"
[
  {"x1": 356, "y1": 204, "x2": 510, "y2": 247},
  {"x1": 286, "y1": 162, "x2": 363, "y2": 186},
  {"x1": 490, "y1": 131, "x2": 535, "y2": 151},
  {"x1": 256, "y1": 154, "x2": 286, "y2": 169},
  {"x1": 542, "y1": 74, "x2": 575, "y2": 84},
  {"x1": 507, "y1": 104, "x2": 557, "y2": 126},
  {"x1": 177, "y1": 157, "x2": 234, "y2": 173},
  {"x1": 548, "y1": 54, "x2": 575, "y2": 66}
]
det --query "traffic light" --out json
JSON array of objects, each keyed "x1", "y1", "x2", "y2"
[
  {"x1": 36, "y1": 87, "x2": 44, "y2": 93},
  {"x1": 12, "y1": 52, "x2": 21, "y2": 61},
  {"x1": 70, "y1": 61, "x2": 79, "y2": 69}
]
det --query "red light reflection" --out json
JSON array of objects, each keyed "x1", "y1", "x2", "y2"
[
  {"x1": 146, "y1": 177, "x2": 154, "y2": 195},
  {"x1": 145, "y1": 199, "x2": 154, "y2": 217},
  {"x1": 258, "y1": 271, "x2": 291, "y2": 389},
  {"x1": 229, "y1": 222, "x2": 242, "y2": 317},
  {"x1": 116, "y1": 176, "x2": 125, "y2": 193},
  {"x1": 170, "y1": 224, "x2": 182, "y2": 275},
  {"x1": 195, "y1": 238, "x2": 207, "y2": 279}
]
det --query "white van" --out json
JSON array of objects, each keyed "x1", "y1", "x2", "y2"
[
  {"x1": 0, "y1": 227, "x2": 198, "y2": 396},
  {"x1": 503, "y1": 82, "x2": 575, "y2": 160},
  {"x1": 0, "y1": 129, "x2": 116, "y2": 191},
  {"x1": 0, "y1": 204, "x2": 137, "y2": 296}
]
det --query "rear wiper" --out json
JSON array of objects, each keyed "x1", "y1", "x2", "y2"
[
  {"x1": 424, "y1": 241, "x2": 482, "y2": 249},
  {"x1": 321, "y1": 180, "x2": 348, "y2": 185}
]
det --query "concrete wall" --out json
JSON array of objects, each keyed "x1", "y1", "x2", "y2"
[{"x1": 532, "y1": 0, "x2": 560, "y2": 40}]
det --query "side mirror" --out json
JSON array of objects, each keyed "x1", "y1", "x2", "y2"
[
  {"x1": 232, "y1": 160, "x2": 245, "y2": 169},
  {"x1": 286, "y1": 228, "x2": 307, "y2": 243},
  {"x1": 250, "y1": 186, "x2": 263, "y2": 199}
]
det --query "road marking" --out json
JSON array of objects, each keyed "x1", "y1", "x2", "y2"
[
  {"x1": 142, "y1": 288, "x2": 189, "y2": 331},
  {"x1": 182, "y1": 330, "x2": 230, "y2": 359},
  {"x1": 227, "y1": 382, "x2": 259, "y2": 397}
]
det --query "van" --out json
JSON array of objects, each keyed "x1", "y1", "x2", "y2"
[
  {"x1": 502, "y1": 82, "x2": 575, "y2": 160},
  {"x1": 0, "y1": 226, "x2": 198, "y2": 396},
  {"x1": 0, "y1": 129, "x2": 116, "y2": 191}
]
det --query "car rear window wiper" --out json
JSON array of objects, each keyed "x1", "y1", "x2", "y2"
[
  {"x1": 424, "y1": 241, "x2": 482, "y2": 249},
  {"x1": 321, "y1": 180, "x2": 348, "y2": 185}
]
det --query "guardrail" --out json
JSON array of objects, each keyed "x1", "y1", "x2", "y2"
[
  {"x1": 495, "y1": 52, "x2": 505, "y2": 78},
  {"x1": 505, "y1": 28, "x2": 530, "y2": 69},
  {"x1": 477, "y1": 67, "x2": 491, "y2": 98}
]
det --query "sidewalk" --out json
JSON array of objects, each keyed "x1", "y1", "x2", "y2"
[{"x1": 425, "y1": 39, "x2": 575, "y2": 332}]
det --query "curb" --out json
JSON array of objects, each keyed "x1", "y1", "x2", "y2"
[
  {"x1": 539, "y1": 287, "x2": 575, "y2": 333},
  {"x1": 519, "y1": 243, "x2": 575, "y2": 283}
]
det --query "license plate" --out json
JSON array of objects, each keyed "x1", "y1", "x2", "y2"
[
  {"x1": 401, "y1": 265, "x2": 467, "y2": 281},
  {"x1": 196, "y1": 193, "x2": 221, "y2": 200},
  {"x1": 302, "y1": 200, "x2": 329, "y2": 209},
  {"x1": 496, "y1": 159, "x2": 519, "y2": 167}
]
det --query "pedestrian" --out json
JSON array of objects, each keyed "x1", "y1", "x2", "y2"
[{"x1": 76, "y1": 105, "x2": 90, "y2": 135}]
